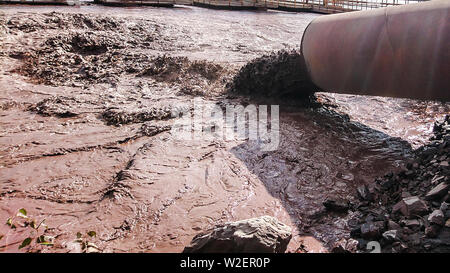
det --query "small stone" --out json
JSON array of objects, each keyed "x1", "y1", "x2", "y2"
[
  {"x1": 331, "y1": 238, "x2": 358, "y2": 253},
  {"x1": 350, "y1": 226, "x2": 361, "y2": 238},
  {"x1": 428, "y1": 210, "x2": 445, "y2": 226},
  {"x1": 323, "y1": 197, "x2": 350, "y2": 213},
  {"x1": 431, "y1": 175, "x2": 445, "y2": 185},
  {"x1": 382, "y1": 230, "x2": 399, "y2": 242},
  {"x1": 331, "y1": 239, "x2": 347, "y2": 253},
  {"x1": 440, "y1": 202, "x2": 449, "y2": 212},
  {"x1": 445, "y1": 219, "x2": 450, "y2": 228},
  {"x1": 388, "y1": 220, "x2": 401, "y2": 230},
  {"x1": 391, "y1": 241, "x2": 409, "y2": 253},
  {"x1": 439, "y1": 161, "x2": 449, "y2": 167},
  {"x1": 392, "y1": 196, "x2": 429, "y2": 218},
  {"x1": 400, "y1": 219, "x2": 422, "y2": 229},
  {"x1": 183, "y1": 216, "x2": 292, "y2": 253},
  {"x1": 444, "y1": 193, "x2": 450, "y2": 203},
  {"x1": 346, "y1": 238, "x2": 359, "y2": 253},
  {"x1": 401, "y1": 191, "x2": 412, "y2": 198},
  {"x1": 425, "y1": 182, "x2": 450, "y2": 201},
  {"x1": 357, "y1": 185, "x2": 372, "y2": 201},
  {"x1": 444, "y1": 209, "x2": 450, "y2": 219},
  {"x1": 360, "y1": 221, "x2": 385, "y2": 240}
]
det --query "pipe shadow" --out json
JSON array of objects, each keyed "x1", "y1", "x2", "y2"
[{"x1": 227, "y1": 93, "x2": 414, "y2": 250}]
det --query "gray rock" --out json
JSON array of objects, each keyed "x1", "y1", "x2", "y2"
[
  {"x1": 401, "y1": 191, "x2": 412, "y2": 198},
  {"x1": 183, "y1": 216, "x2": 292, "y2": 253},
  {"x1": 357, "y1": 185, "x2": 372, "y2": 201},
  {"x1": 392, "y1": 196, "x2": 429, "y2": 218},
  {"x1": 428, "y1": 210, "x2": 445, "y2": 226},
  {"x1": 431, "y1": 175, "x2": 445, "y2": 185},
  {"x1": 360, "y1": 221, "x2": 385, "y2": 240},
  {"x1": 440, "y1": 202, "x2": 449, "y2": 212},
  {"x1": 425, "y1": 225, "x2": 440, "y2": 238},
  {"x1": 382, "y1": 230, "x2": 399, "y2": 242},
  {"x1": 400, "y1": 219, "x2": 423, "y2": 229},
  {"x1": 323, "y1": 197, "x2": 350, "y2": 212},
  {"x1": 331, "y1": 238, "x2": 359, "y2": 253},
  {"x1": 425, "y1": 182, "x2": 450, "y2": 201}
]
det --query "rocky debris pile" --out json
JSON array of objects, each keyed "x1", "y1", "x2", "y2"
[
  {"x1": 183, "y1": 216, "x2": 292, "y2": 253},
  {"x1": 349, "y1": 115, "x2": 450, "y2": 252},
  {"x1": 14, "y1": 33, "x2": 231, "y2": 90},
  {"x1": 227, "y1": 50, "x2": 317, "y2": 99}
]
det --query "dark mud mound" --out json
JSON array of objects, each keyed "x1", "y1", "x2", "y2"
[
  {"x1": 13, "y1": 31, "x2": 230, "y2": 92},
  {"x1": 43, "y1": 31, "x2": 126, "y2": 55},
  {"x1": 140, "y1": 55, "x2": 225, "y2": 83},
  {"x1": 29, "y1": 96, "x2": 80, "y2": 118},
  {"x1": 15, "y1": 31, "x2": 147, "y2": 86},
  {"x1": 227, "y1": 50, "x2": 318, "y2": 99},
  {"x1": 5, "y1": 12, "x2": 126, "y2": 33},
  {"x1": 349, "y1": 115, "x2": 450, "y2": 253},
  {"x1": 101, "y1": 107, "x2": 173, "y2": 126}
]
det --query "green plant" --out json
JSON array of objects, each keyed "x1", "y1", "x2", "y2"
[
  {"x1": 4, "y1": 208, "x2": 53, "y2": 251},
  {"x1": 75, "y1": 231, "x2": 100, "y2": 253}
]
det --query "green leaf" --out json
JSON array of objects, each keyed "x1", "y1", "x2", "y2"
[
  {"x1": 76, "y1": 232, "x2": 82, "y2": 239},
  {"x1": 18, "y1": 237, "x2": 32, "y2": 249},
  {"x1": 87, "y1": 231, "x2": 96, "y2": 237},
  {"x1": 6, "y1": 218, "x2": 15, "y2": 229},
  {"x1": 18, "y1": 208, "x2": 27, "y2": 217},
  {"x1": 30, "y1": 220, "x2": 37, "y2": 229},
  {"x1": 17, "y1": 212, "x2": 28, "y2": 219}
]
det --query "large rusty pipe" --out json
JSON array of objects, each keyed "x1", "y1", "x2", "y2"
[{"x1": 301, "y1": 0, "x2": 450, "y2": 101}]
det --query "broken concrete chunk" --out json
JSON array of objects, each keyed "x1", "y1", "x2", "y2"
[
  {"x1": 392, "y1": 196, "x2": 429, "y2": 218},
  {"x1": 183, "y1": 216, "x2": 292, "y2": 253}
]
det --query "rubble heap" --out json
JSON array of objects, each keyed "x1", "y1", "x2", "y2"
[{"x1": 350, "y1": 115, "x2": 450, "y2": 252}]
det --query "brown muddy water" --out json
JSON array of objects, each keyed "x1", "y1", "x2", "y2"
[{"x1": 0, "y1": 4, "x2": 449, "y2": 253}]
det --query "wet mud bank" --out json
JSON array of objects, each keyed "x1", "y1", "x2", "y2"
[{"x1": 0, "y1": 6, "x2": 449, "y2": 253}]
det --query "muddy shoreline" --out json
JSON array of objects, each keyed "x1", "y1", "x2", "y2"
[{"x1": 0, "y1": 6, "x2": 449, "y2": 252}]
